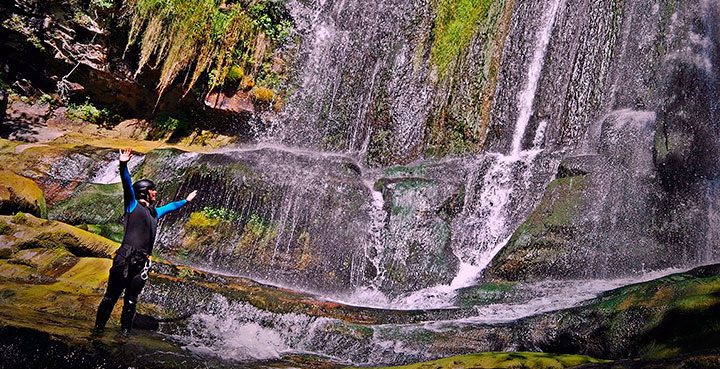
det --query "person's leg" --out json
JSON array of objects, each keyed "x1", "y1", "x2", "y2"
[
  {"x1": 120, "y1": 269, "x2": 146, "y2": 333},
  {"x1": 94, "y1": 262, "x2": 126, "y2": 331}
]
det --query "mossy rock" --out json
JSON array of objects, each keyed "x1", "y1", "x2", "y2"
[
  {"x1": 455, "y1": 281, "x2": 518, "y2": 307},
  {"x1": 485, "y1": 175, "x2": 587, "y2": 281},
  {"x1": 358, "y1": 352, "x2": 608, "y2": 369},
  {"x1": 76, "y1": 223, "x2": 124, "y2": 243},
  {"x1": 539, "y1": 265, "x2": 720, "y2": 360},
  {"x1": 0, "y1": 214, "x2": 118, "y2": 258},
  {"x1": 0, "y1": 170, "x2": 47, "y2": 218},
  {"x1": 48, "y1": 183, "x2": 123, "y2": 226}
]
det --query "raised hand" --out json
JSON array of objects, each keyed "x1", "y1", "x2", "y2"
[
  {"x1": 119, "y1": 147, "x2": 132, "y2": 162},
  {"x1": 186, "y1": 190, "x2": 198, "y2": 202}
]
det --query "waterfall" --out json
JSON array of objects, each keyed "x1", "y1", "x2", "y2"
[
  {"x1": 451, "y1": 0, "x2": 563, "y2": 272},
  {"x1": 510, "y1": 0, "x2": 564, "y2": 156},
  {"x1": 382, "y1": 0, "x2": 565, "y2": 308}
]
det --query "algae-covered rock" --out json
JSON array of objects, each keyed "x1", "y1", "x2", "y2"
[
  {"x1": 0, "y1": 170, "x2": 47, "y2": 218},
  {"x1": 484, "y1": 175, "x2": 587, "y2": 281},
  {"x1": 374, "y1": 174, "x2": 461, "y2": 296},
  {"x1": 0, "y1": 214, "x2": 118, "y2": 259},
  {"x1": 361, "y1": 352, "x2": 607, "y2": 369},
  {"x1": 48, "y1": 182, "x2": 124, "y2": 227},
  {"x1": 522, "y1": 265, "x2": 720, "y2": 360}
]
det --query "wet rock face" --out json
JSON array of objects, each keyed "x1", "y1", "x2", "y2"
[
  {"x1": 654, "y1": 0, "x2": 720, "y2": 192},
  {"x1": 367, "y1": 165, "x2": 465, "y2": 296},
  {"x1": 484, "y1": 0, "x2": 720, "y2": 280},
  {"x1": 137, "y1": 148, "x2": 373, "y2": 293},
  {"x1": 529, "y1": 265, "x2": 720, "y2": 360}
]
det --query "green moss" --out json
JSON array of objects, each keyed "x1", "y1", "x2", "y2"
[
  {"x1": 1, "y1": 213, "x2": 118, "y2": 258},
  {"x1": 225, "y1": 65, "x2": 245, "y2": 83},
  {"x1": 12, "y1": 212, "x2": 28, "y2": 224},
  {"x1": 251, "y1": 86, "x2": 276, "y2": 104},
  {"x1": 431, "y1": 0, "x2": 494, "y2": 78},
  {"x1": 185, "y1": 211, "x2": 220, "y2": 233},
  {"x1": 506, "y1": 175, "x2": 587, "y2": 247},
  {"x1": 672, "y1": 294, "x2": 720, "y2": 312},
  {"x1": 0, "y1": 219, "x2": 11, "y2": 235},
  {"x1": 10, "y1": 247, "x2": 77, "y2": 277},
  {"x1": 17, "y1": 232, "x2": 80, "y2": 251},
  {"x1": 49, "y1": 183, "x2": 123, "y2": 226},
  {"x1": 236, "y1": 214, "x2": 277, "y2": 251},
  {"x1": 0, "y1": 170, "x2": 47, "y2": 218},
  {"x1": 357, "y1": 351, "x2": 608, "y2": 369},
  {"x1": 15, "y1": 224, "x2": 117, "y2": 258}
]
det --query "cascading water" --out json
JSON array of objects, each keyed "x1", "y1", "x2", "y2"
[
  {"x1": 453, "y1": 0, "x2": 563, "y2": 270},
  {"x1": 273, "y1": 0, "x2": 434, "y2": 159},
  {"x1": 381, "y1": 0, "x2": 565, "y2": 308}
]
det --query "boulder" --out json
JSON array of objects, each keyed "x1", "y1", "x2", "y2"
[
  {"x1": 0, "y1": 170, "x2": 46, "y2": 217},
  {"x1": 0, "y1": 213, "x2": 118, "y2": 261}
]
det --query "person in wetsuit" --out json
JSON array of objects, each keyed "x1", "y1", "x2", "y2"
[{"x1": 93, "y1": 147, "x2": 197, "y2": 336}]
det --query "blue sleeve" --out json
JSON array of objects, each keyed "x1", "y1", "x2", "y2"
[
  {"x1": 120, "y1": 161, "x2": 138, "y2": 213},
  {"x1": 156, "y1": 200, "x2": 188, "y2": 219}
]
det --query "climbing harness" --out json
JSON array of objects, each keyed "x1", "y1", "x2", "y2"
[{"x1": 140, "y1": 259, "x2": 152, "y2": 280}]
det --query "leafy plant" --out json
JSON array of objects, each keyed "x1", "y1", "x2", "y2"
[
  {"x1": 91, "y1": 0, "x2": 114, "y2": 9},
  {"x1": 225, "y1": 65, "x2": 245, "y2": 84},
  {"x1": 201, "y1": 206, "x2": 239, "y2": 222},
  {"x1": 248, "y1": 2, "x2": 292, "y2": 43},
  {"x1": 66, "y1": 99, "x2": 121, "y2": 126}
]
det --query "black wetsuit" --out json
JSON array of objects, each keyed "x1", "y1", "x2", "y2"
[{"x1": 94, "y1": 160, "x2": 186, "y2": 332}]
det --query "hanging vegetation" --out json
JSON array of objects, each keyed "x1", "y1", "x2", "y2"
[{"x1": 124, "y1": 0, "x2": 291, "y2": 99}]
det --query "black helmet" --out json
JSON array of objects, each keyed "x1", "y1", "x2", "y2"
[{"x1": 133, "y1": 179, "x2": 156, "y2": 201}]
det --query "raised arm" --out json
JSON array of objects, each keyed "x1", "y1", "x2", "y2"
[
  {"x1": 119, "y1": 148, "x2": 138, "y2": 214},
  {"x1": 156, "y1": 190, "x2": 197, "y2": 219}
]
